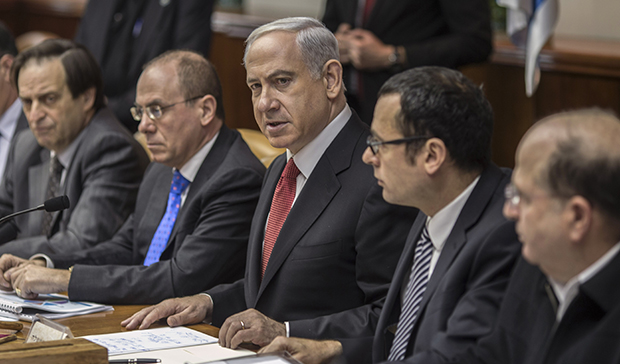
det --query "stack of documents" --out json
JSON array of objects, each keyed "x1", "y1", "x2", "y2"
[
  {"x1": 0, "y1": 291, "x2": 113, "y2": 321},
  {"x1": 82, "y1": 327, "x2": 255, "y2": 364}
]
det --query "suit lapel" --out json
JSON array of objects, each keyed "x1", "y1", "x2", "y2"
[
  {"x1": 130, "y1": 0, "x2": 168, "y2": 77},
  {"x1": 382, "y1": 216, "x2": 425, "y2": 326},
  {"x1": 253, "y1": 115, "x2": 365, "y2": 302},
  {"x1": 164, "y1": 126, "x2": 235, "y2": 252},
  {"x1": 27, "y1": 149, "x2": 48, "y2": 234},
  {"x1": 139, "y1": 168, "x2": 171, "y2": 257},
  {"x1": 416, "y1": 165, "x2": 505, "y2": 318},
  {"x1": 246, "y1": 155, "x2": 285, "y2": 301},
  {"x1": 366, "y1": 0, "x2": 408, "y2": 33},
  {"x1": 87, "y1": 1, "x2": 118, "y2": 61}
]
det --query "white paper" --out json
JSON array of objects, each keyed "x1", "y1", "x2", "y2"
[
  {"x1": 82, "y1": 327, "x2": 218, "y2": 356},
  {"x1": 110, "y1": 343, "x2": 255, "y2": 364}
]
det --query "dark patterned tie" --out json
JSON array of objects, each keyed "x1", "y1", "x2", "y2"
[
  {"x1": 41, "y1": 156, "x2": 63, "y2": 237},
  {"x1": 262, "y1": 158, "x2": 300, "y2": 278},
  {"x1": 143, "y1": 170, "x2": 189, "y2": 266},
  {"x1": 388, "y1": 226, "x2": 434, "y2": 361}
]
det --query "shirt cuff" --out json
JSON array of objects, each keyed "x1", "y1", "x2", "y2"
[
  {"x1": 197, "y1": 292, "x2": 213, "y2": 325},
  {"x1": 30, "y1": 253, "x2": 54, "y2": 269}
]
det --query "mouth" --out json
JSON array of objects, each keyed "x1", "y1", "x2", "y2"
[{"x1": 264, "y1": 121, "x2": 289, "y2": 131}]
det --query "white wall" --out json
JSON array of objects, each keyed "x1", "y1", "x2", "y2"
[
  {"x1": 555, "y1": 0, "x2": 620, "y2": 40},
  {"x1": 243, "y1": 0, "x2": 620, "y2": 41},
  {"x1": 244, "y1": 0, "x2": 326, "y2": 19}
]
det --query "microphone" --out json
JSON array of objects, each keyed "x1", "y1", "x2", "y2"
[{"x1": 0, "y1": 196, "x2": 70, "y2": 226}]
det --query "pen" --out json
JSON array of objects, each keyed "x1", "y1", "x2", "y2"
[
  {"x1": 109, "y1": 359, "x2": 161, "y2": 364},
  {"x1": 0, "y1": 334, "x2": 17, "y2": 345}
]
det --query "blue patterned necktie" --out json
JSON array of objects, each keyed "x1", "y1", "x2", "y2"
[
  {"x1": 388, "y1": 226, "x2": 434, "y2": 361},
  {"x1": 144, "y1": 170, "x2": 189, "y2": 266}
]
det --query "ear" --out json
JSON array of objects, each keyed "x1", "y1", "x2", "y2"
[
  {"x1": 322, "y1": 60, "x2": 343, "y2": 100},
  {"x1": 565, "y1": 196, "x2": 593, "y2": 244},
  {"x1": 422, "y1": 138, "x2": 447, "y2": 175},
  {"x1": 0, "y1": 54, "x2": 13, "y2": 83},
  {"x1": 81, "y1": 87, "x2": 96, "y2": 112},
  {"x1": 198, "y1": 94, "x2": 217, "y2": 127}
]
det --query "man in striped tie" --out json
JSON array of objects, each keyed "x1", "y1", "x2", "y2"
[{"x1": 259, "y1": 67, "x2": 521, "y2": 363}]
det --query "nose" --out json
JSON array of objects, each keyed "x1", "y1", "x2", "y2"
[
  {"x1": 27, "y1": 100, "x2": 45, "y2": 124},
  {"x1": 362, "y1": 145, "x2": 377, "y2": 166},
  {"x1": 137, "y1": 112, "x2": 155, "y2": 134},
  {"x1": 256, "y1": 87, "x2": 279, "y2": 113},
  {"x1": 503, "y1": 200, "x2": 519, "y2": 220}
]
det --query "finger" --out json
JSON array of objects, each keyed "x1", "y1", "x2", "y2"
[
  {"x1": 335, "y1": 23, "x2": 351, "y2": 34},
  {"x1": 222, "y1": 316, "x2": 244, "y2": 348},
  {"x1": 139, "y1": 306, "x2": 172, "y2": 330},
  {"x1": 258, "y1": 336, "x2": 288, "y2": 354},
  {"x1": 166, "y1": 304, "x2": 205, "y2": 327},
  {"x1": 121, "y1": 306, "x2": 156, "y2": 329}
]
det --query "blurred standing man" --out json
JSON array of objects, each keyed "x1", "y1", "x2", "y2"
[
  {"x1": 0, "y1": 50, "x2": 265, "y2": 304},
  {"x1": 0, "y1": 39, "x2": 149, "y2": 256},
  {"x1": 122, "y1": 17, "x2": 416, "y2": 348},
  {"x1": 76, "y1": 0, "x2": 215, "y2": 131},
  {"x1": 452, "y1": 109, "x2": 620, "y2": 364},
  {"x1": 259, "y1": 67, "x2": 520, "y2": 364},
  {"x1": 0, "y1": 22, "x2": 28, "y2": 179},
  {"x1": 323, "y1": 0, "x2": 492, "y2": 124}
]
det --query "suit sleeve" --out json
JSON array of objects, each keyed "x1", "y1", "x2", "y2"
[
  {"x1": 388, "y1": 221, "x2": 521, "y2": 364},
  {"x1": 66, "y1": 165, "x2": 263, "y2": 304},
  {"x1": 288, "y1": 184, "x2": 416, "y2": 346},
  {"x1": 402, "y1": 0, "x2": 493, "y2": 69}
]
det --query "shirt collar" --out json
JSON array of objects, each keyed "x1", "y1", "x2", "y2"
[
  {"x1": 427, "y1": 175, "x2": 481, "y2": 252},
  {"x1": 176, "y1": 131, "x2": 219, "y2": 183},
  {"x1": 286, "y1": 104, "x2": 351, "y2": 179},
  {"x1": 549, "y1": 240, "x2": 620, "y2": 317},
  {"x1": 0, "y1": 99, "x2": 22, "y2": 140}
]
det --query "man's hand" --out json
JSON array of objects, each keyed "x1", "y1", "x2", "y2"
[
  {"x1": 0, "y1": 254, "x2": 45, "y2": 292},
  {"x1": 334, "y1": 23, "x2": 353, "y2": 64},
  {"x1": 258, "y1": 336, "x2": 343, "y2": 364},
  {"x1": 219, "y1": 308, "x2": 285, "y2": 349},
  {"x1": 346, "y1": 28, "x2": 394, "y2": 70},
  {"x1": 6, "y1": 265, "x2": 69, "y2": 299},
  {"x1": 121, "y1": 294, "x2": 212, "y2": 330}
]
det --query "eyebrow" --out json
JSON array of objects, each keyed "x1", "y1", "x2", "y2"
[{"x1": 247, "y1": 70, "x2": 296, "y2": 84}]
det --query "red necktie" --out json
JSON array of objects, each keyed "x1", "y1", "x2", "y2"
[
  {"x1": 262, "y1": 158, "x2": 300, "y2": 277},
  {"x1": 363, "y1": 0, "x2": 376, "y2": 25}
]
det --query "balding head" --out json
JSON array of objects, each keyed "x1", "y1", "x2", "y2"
[
  {"x1": 520, "y1": 109, "x2": 620, "y2": 222},
  {"x1": 143, "y1": 50, "x2": 225, "y2": 121}
]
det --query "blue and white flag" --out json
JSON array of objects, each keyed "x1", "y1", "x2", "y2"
[{"x1": 497, "y1": 0, "x2": 559, "y2": 96}]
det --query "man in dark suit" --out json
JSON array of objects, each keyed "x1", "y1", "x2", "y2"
[
  {"x1": 0, "y1": 39, "x2": 149, "y2": 257},
  {"x1": 258, "y1": 67, "x2": 520, "y2": 364},
  {"x1": 75, "y1": 0, "x2": 215, "y2": 131},
  {"x1": 451, "y1": 109, "x2": 620, "y2": 364},
  {"x1": 0, "y1": 21, "x2": 28, "y2": 179},
  {"x1": 121, "y1": 17, "x2": 416, "y2": 346},
  {"x1": 323, "y1": 0, "x2": 492, "y2": 124},
  {"x1": 0, "y1": 50, "x2": 265, "y2": 304}
]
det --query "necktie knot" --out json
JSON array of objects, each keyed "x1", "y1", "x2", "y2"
[
  {"x1": 281, "y1": 158, "x2": 300, "y2": 180},
  {"x1": 170, "y1": 170, "x2": 189, "y2": 195}
]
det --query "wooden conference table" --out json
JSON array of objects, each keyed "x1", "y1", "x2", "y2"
[{"x1": 13, "y1": 304, "x2": 220, "y2": 341}]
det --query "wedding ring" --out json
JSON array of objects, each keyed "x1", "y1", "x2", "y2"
[
  {"x1": 14, "y1": 288, "x2": 21, "y2": 296},
  {"x1": 240, "y1": 320, "x2": 245, "y2": 330}
]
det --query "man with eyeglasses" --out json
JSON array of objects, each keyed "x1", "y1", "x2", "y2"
[
  {"x1": 444, "y1": 109, "x2": 620, "y2": 364},
  {"x1": 0, "y1": 50, "x2": 265, "y2": 304},
  {"x1": 258, "y1": 66, "x2": 521, "y2": 364},
  {"x1": 122, "y1": 17, "x2": 415, "y2": 351}
]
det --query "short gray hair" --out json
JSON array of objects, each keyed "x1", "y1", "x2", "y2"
[{"x1": 244, "y1": 17, "x2": 339, "y2": 79}]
